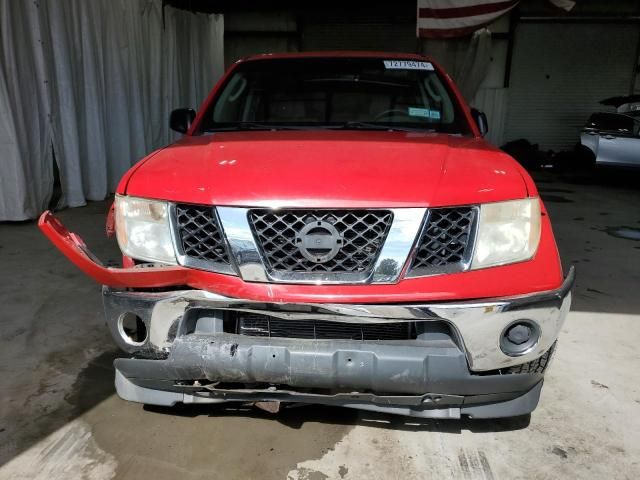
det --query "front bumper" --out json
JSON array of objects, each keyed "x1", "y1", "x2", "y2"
[
  {"x1": 39, "y1": 210, "x2": 573, "y2": 418},
  {"x1": 105, "y1": 268, "x2": 573, "y2": 419}
]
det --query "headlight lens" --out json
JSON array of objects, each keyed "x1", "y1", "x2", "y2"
[
  {"x1": 115, "y1": 195, "x2": 177, "y2": 264},
  {"x1": 471, "y1": 198, "x2": 541, "y2": 269}
]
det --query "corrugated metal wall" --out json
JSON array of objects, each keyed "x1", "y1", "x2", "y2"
[
  {"x1": 223, "y1": 12, "x2": 299, "y2": 68},
  {"x1": 504, "y1": 23, "x2": 640, "y2": 151},
  {"x1": 299, "y1": 8, "x2": 416, "y2": 53},
  {"x1": 301, "y1": 23, "x2": 415, "y2": 52},
  {"x1": 635, "y1": 47, "x2": 640, "y2": 94},
  {"x1": 223, "y1": 7, "x2": 416, "y2": 67}
]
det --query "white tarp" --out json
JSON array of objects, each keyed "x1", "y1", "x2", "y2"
[
  {"x1": 0, "y1": 0, "x2": 223, "y2": 220},
  {"x1": 421, "y1": 28, "x2": 492, "y2": 102}
]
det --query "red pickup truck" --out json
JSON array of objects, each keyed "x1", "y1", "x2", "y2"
[{"x1": 40, "y1": 52, "x2": 573, "y2": 419}]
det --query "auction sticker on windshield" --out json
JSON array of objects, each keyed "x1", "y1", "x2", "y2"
[
  {"x1": 408, "y1": 107, "x2": 441, "y2": 120},
  {"x1": 383, "y1": 60, "x2": 434, "y2": 71}
]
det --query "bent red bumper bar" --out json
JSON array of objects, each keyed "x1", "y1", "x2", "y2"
[
  {"x1": 39, "y1": 210, "x2": 564, "y2": 303},
  {"x1": 38, "y1": 211, "x2": 189, "y2": 288}
]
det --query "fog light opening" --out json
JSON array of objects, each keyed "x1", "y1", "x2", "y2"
[
  {"x1": 118, "y1": 313, "x2": 147, "y2": 346},
  {"x1": 500, "y1": 320, "x2": 540, "y2": 356}
]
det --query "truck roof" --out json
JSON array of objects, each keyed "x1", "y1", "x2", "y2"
[{"x1": 238, "y1": 51, "x2": 435, "y2": 63}]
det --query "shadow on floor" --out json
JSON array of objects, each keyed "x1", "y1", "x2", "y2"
[
  {"x1": 66, "y1": 349, "x2": 125, "y2": 417},
  {"x1": 0, "y1": 349, "x2": 124, "y2": 468},
  {"x1": 143, "y1": 401, "x2": 531, "y2": 434}
]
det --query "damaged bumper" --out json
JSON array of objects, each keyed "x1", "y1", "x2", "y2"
[
  {"x1": 40, "y1": 210, "x2": 573, "y2": 418},
  {"x1": 105, "y1": 268, "x2": 572, "y2": 419},
  {"x1": 115, "y1": 362, "x2": 544, "y2": 420}
]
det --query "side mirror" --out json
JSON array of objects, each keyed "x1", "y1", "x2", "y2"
[
  {"x1": 471, "y1": 108, "x2": 489, "y2": 137},
  {"x1": 170, "y1": 108, "x2": 196, "y2": 134}
]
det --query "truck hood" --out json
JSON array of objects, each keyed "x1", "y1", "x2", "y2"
[{"x1": 123, "y1": 131, "x2": 528, "y2": 208}]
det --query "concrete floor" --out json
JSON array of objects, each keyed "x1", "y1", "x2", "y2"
[{"x1": 1, "y1": 169, "x2": 640, "y2": 479}]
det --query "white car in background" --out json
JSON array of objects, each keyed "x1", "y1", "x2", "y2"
[{"x1": 579, "y1": 95, "x2": 640, "y2": 168}]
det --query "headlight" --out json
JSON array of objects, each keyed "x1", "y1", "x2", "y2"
[
  {"x1": 471, "y1": 198, "x2": 541, "y2": 269},
  {"x1": 115, "y1": 195, "x2": 177, "y2": 264}
]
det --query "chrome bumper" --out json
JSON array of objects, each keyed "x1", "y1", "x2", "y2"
[{"x1": 104, "y1": 266, "x2": 573, "y2": 372}]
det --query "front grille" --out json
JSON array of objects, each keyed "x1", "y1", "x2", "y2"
[
  {"x1": 249, "y1": 209, "x2": 393, "y2": 273},
  {"x1": 409, "y1": 207, "x2": 477, "y2": 275},
  {"x1": 175, "y1": 204, "x2": 230, "y2": 264},
  {"x1": 236, "y1": 313, "x2": 414, "y2": 341}
]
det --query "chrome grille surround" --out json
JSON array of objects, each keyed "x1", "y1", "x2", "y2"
[
  {"x1": 170, "y1": 204, "x2": 235, "y2": 275},
  {"x1": 217, "y1": 206, "x2": 426, "y2": 284},
  {"x1": 248, "y1": 209, "x2": 394, "y2": 275},
  {"x1": 407, "y1": 206, "x2": 478, "y2": 277}
]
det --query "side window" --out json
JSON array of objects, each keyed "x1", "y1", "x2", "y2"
[
  {"x1": 587, "y1": 113, "x2": 634, "y2": 135},
  {"x1": 422, "y1": 76, "x2": 454, "y2": 123},
  {"x1": 213, "y1": 74, "x2": 248, "y2": 123}
]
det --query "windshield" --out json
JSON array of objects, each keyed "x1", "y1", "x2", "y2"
[
  {"x1": 586, "y1": 113, "x2": 640, "y2": 135},
  {"x1": 198, "y1": 58, "x2": 471, "y2": 134}
]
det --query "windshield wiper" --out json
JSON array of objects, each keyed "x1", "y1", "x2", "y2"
[
  {"x1": 205, "y1": 122, "x2": 311, "y2": 132},
  {"x1": 205, "y1": 121, "x2": 436, "y2": 133},
  {"x1": 337, "y1": 121, "x2": 435, "y2": 133}
]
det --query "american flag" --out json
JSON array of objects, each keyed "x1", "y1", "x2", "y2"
[{"x1": 418, "y1": 0, "x2": 576, "y2": 38}]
